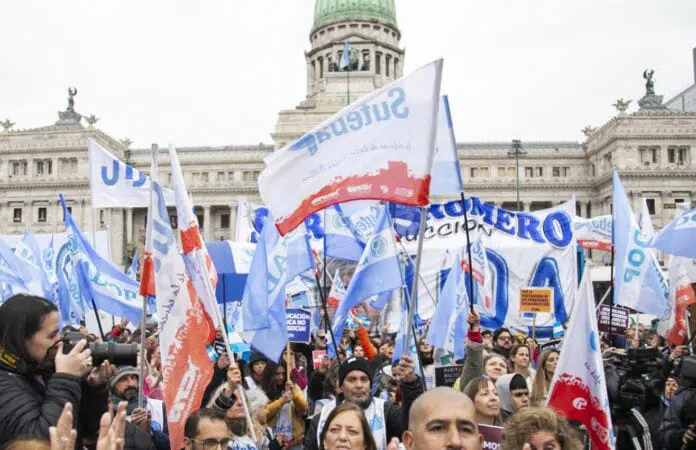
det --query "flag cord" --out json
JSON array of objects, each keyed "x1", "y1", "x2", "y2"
[
  {"x1": 459, "y1": 192, "x2": 476, "y2": 313},
  {"x1": 403, "y1": 206, "x2": 428, "y2": 354},
  {"x1": 194, "y1": 251, "x2": 256, "y2": 442}
]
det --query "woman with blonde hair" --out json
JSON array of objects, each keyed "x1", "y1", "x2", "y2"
[
  {"x1": 530, "y1": 349, "x2": 559, "y2": 406},
  {"x1": 501, "y1": 407, "x2": 583, "y2": 450}
]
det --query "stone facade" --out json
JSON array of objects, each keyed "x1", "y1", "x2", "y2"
[{"x1": 1, "y1": 3, "x2": 695, "y2": 270}]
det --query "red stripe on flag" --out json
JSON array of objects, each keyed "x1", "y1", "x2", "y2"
[
  {"x1": 139, "y1": 253, "x2": 156, "y2": 297},
  {"x1": 180, "y1": 225, "x2": 204, "y2": 254}
]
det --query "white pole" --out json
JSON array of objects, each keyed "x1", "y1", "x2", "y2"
[{"x1": 402, "y1": 206, "x2": 428, "y2": 356}]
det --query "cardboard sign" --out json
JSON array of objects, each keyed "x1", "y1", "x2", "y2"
[
  {"x1": 519, "y1": 287, "x2": 553, "y2": 313},
  {"x1": 597, "y1": 305, "x2": 630, "y2": 333},
  {"x1": 213, "y1": 340, "x2": 227, "y2": 356},
  {"x1": 479, "y1": 424, "x2": 503, "y2": 449},
  {"x1": 286, "y1": 308, "x2": 312, "y2": 343},
  {"x1": 312, "y1": 350, "x2": 327, "y2": 369},
  {"x1": 434, "y1": 364, "x2": 463, "y2": 387}
]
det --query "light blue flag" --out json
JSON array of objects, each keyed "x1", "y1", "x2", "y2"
[
  {"x1": 340, "y1": 40, "x2": 350, "y2": 70},
  {"x1": 430, "y1": 95, "x2": 464, "y2": 196},
  {"x1": 126, "y1": 248, "x2": 139, "y2": 280},
  {"x1": 329, "y1": 206, "x2": 404, "y2": 358},
  {"x1": 56, "y1": 236, "x2": 86, "y2": 326},
  {"x1": 649, "y1": 207, "x2": 696, "y2": 259},
  {"x1": 426, "y1": 255, "x2": 469, "y2": 359},
  {"x1": 0, "y1": 237, "x2": 32, "y2": 291},
  {"x1": 392, "y1": 291, "x2": 423, "y2": 377},
  {"x1": 42, "y1": 235, "x2": 59, "y2": 302},
  {"x1": 324, "y1": 205, "x2": 364, "y2": 262},
  {"x1": 242, "y1": 211, "x2": 314, "y2": 332},
  {"x1": 612, "y1": 170, "x2": 669, "y2": 316},
  {"x1": 18, "y1": 230, "x2": 57, "y2": 302},
  {"x1": 246, "y1": 286, "x2": 289, "y2": 363},
  {"x1": 369, "y1": 290, "x2": 393, "y2": 310},
  {"x1": 60, "y1": 195, "x2": 143, "y2": 323}
]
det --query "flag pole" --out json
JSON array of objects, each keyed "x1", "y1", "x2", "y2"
[
  {"x1": 608, "y1": 182, "x2": 616, "y2": 346},
  {"x1": 89, "y1": 196, "x2": 107, "y2": 339},
  {"x1": 90, "y1": 297, "x2": 105, "y2": 340},
  {"x1": 402, "y1": 206, "x2": 428, "y2": 356},
  {"x1": 459, "y1": 192, "x2": 476, "y2": 312},
  {"x1": 313, "y1": 268, "x2": 342, "y2": 363},
  {"x1": 403, "y1": 286, "x2": 428, "y2": 390},
  {"x1": 195, "y1": 250, "x2": 256, "y2": 442},
  {"x1": 323, "y1": 209, "x2": 329, "y2": 332}
]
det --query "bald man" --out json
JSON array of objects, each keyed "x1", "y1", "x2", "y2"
[{"x1": 402, "y1": 387, "x2": 483, "y2": 450}]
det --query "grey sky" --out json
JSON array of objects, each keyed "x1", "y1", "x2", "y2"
[{"x1": 1, "y1": 0, "x2": 694, "y2": 148}]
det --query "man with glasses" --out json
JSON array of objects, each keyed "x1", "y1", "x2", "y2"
[
  {"x1": 492, "y1": 328, "x2": 513, "y2": 358},
  {"x1": 184, "y1": 408, "x2": 230, "y2": 450},
  {"x1": 315, "y1": 331, "x2": 328, "y2": 351}
]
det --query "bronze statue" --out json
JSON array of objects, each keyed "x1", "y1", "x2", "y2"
[
  {"x1": 67, "y1": 87, "x2": 78, "y2": 111},
  {"x1": 1, "y1": 119, "x2": 15, "y2": 132},
  {"x1": 643, "y1": 70, "x2": 655, "y2": 95}
]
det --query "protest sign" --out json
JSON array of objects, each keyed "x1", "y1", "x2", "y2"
[
  {"x1": 434, "y1": 364, "x2": 463, "y2": 387},
  {"x1": 286, "y1": 308, "x2": 312, "y2": 343},
  {"x1": 519, "y1": 287, "x2": 553, "y2": 313},
  {"x1": 597, "y1": 305, "x2": 630, "y2": 333},
  {"x1": 312, "y1": 350, "x2": 327, "y2": 369},
  {"x1": 479, "y1": 424, "x2": 503, "y2": 449}
]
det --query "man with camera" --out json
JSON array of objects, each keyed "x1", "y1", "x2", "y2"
[
  {"x1": 661, "y1": 354, "x2": 696, "y2": 450},
  {"x1": 0, "y1": 294, "x2": 114, "y2": 447}
]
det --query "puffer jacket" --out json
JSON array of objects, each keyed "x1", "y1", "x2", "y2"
[{"x1": 0, "y1": 364, "x2": 108, "y2": 447}]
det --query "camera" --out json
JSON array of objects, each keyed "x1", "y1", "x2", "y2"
[{"x1": 62, "y1": 332, "x2": 138, "y2": 367}]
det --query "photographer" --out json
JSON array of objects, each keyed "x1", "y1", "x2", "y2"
[
  {"x1": 661, "y1": 355, "x2": 696, "y2": 450},
  {"x1": 0, "y1": 294, "x2": 114, "y2": 447}
]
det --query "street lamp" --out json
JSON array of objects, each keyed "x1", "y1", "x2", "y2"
[{"x1": 507, "y1": 139, "x2": 527, "y2": 211}]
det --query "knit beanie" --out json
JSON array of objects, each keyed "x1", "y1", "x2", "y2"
[
  {"x1": 110, "y1": 365, "x2": 138, "y2": 390},
  {"x1": 339, "y1": 357, "x2": 373, "y2": 386}
]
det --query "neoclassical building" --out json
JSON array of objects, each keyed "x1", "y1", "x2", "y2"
[{"x1": 1, "y1": 0, "x2": 695, "y2": 268}]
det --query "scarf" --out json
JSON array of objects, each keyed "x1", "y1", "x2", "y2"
[{"x1": 111, "y1": 392, "x2": 140, "y2": 415}]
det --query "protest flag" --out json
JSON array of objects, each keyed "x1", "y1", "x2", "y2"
[
  {"x1": 612, "y1": 169, "x2": 668, "y2": 317},
  {"x1": 547, "y1": 267, "x2": 614, "y2": 450},
  {"x1": 0, "y1": 237, "x2": 32, "y2": 290},
  {"x1": 430, "y1": 95, "x2": 463, "y2": 196},
  {"x1": 658, "y1": 257, "x2": 696, "y2": 346},
  {"x1": 426, "y1": 255, "x2": 468, "y2": 360},
  {"x1": 329, "y1": 205, "x2": 404, "y2": 358},
  {"x1": 649, "y1": 207, "x2": 696, "y2": 260},
  {"x1": 259, "y1": 59, "x2": 443, "y2": 235}
]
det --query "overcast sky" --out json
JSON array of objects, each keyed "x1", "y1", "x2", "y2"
[{"x1": 1, "y1": 0, "x2": 694, "y2": 148}]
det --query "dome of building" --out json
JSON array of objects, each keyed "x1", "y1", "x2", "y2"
[{"x1": 312, "y1": 0, "x2": 398, "y2": 32}]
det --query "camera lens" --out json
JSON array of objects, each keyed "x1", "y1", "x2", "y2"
[{"x1": 89, "y1": 342, "x2": 138, "y2": 367}]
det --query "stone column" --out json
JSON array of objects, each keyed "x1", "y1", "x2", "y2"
[
  {"x1": 203, "y1": 205, "x2": 212, "y2": 242},
  {"x1": 126, "y1": 208, "x2": 133, "y2": 245},
  {"x1": 53, "y1": 200, "x2": 61, "y2": 232},
  {"x1": 229, "y1": 204, "x2": 238, "y2": 241},
  {"x1": 585, "y1": 200, "x2": 592, "y2": 218},
  {"x1": 522, "y1": 201, "x2": 530, "y2": 212}
]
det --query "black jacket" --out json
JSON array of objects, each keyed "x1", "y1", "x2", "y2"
[
  {"x1": 303, "y1": 376, "x2": 424, "y2": 450},
  {"x1": 122, "y1": 422, "x2": 157, "y2": 450},
  {"x1": 661, "y1": 388, "x2": 696, "y2": 450},
  {"x1": 0, "y1": 366, "x2": 108, "y2": 447}
]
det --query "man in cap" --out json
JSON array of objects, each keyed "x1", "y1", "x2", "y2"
[
  {"x1": 110, "y1": 365, "x2": 170, "y2": 450},
  {"x1": 304, "y1": 355, "x2": 424, "y2": 450}
]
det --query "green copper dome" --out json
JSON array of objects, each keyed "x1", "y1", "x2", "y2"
[{"x1": 312, "y1": 0, "x2": 398, "y2": 32}]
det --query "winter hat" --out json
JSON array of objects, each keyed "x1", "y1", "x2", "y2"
[
  {"x1": 339, "y1": 357, "x2": 373, "y2": 386},
  {"x1": 110, "y1": 366, "x2": 139, "y2": 390},
  {"x1": 249, "y1": 351, "x2": 267, "y2": 366}
]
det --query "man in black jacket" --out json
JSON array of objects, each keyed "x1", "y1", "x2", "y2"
[{"x1": 304, "y1": 355, "x2": 424, "y2": 450}]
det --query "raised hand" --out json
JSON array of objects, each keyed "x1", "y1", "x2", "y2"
[{"x1": 49, "y1": 403, "x2": 77, "y2": 450}]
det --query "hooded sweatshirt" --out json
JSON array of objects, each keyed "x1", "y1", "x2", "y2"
[{"x1": 495, "y1": 373, "x2": 526, "y2": 420}]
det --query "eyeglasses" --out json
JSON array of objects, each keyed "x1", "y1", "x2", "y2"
[
  {"x1": 190, "y1": 438, "x2": 231, "y2": 450},
  {"x1": 497, "y1": 336, "x2": 512, "y2": 342},
  {"x1": 316, "y1": 335, "x2": 327, "y2": 340}
]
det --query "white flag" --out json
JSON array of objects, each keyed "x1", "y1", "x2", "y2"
[
  {"x1": 259, "y1": 59, "x2": 443, "y2": 235},
  {"x1": 88, "y1": 139, "x2": 175, "y2": 208}
]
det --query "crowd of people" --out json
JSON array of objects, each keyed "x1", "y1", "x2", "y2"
[{"x1": 1, "y1": 293, "x2": 695, "y2": 449}]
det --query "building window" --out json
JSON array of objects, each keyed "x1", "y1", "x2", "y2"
[
  {"x1": 646, "y1": 198, "x2": 656, "y2": 215},
  {"x1": 169, "y1": 214, "x2": 178, "y2": 229},
  {"x1": 497, "y1": 167, "x2": 506, "y2": 177},
  {"x1": 470, "y1": 167, "x2": 477, "y2": 178},
  {"x1": 318, "y1": 56, "x2": 324, "y2": 78},
  {"x1": 217, "y1": 171, "x2": 225, "y2": 182},
  {"x1": 524, "y1": 167, "x2": 533, "y2": 177},
  {"x1": 640, "y1": 146, "x2": 659, "y2": 165},
  {"x1": 38, "y1": 207, "x2": 47, "y2": 223},
  {"x1": 11, "y1": 161, "x2": 27, "y2": 176},
  {"x1": 385, "y1": 54, "x2": 391, "y2": 77},
  {"x1": 668, "y1": 146, "x2": 689, "y2": 164},
  {"x1": 192, "y1": 172, "x2": 200, "y2": 183},
  {"x1": 591, "y1": 164, "x2": 596, "y2": 176},
  {"x1": 535, "y1": 167, "x2": 543, "y2": 177},
  {"x1": 375, "y1": 52, "x2": 382, "y2": 75},
  {"x1": 201, "y1": 172, "x2": 209, "y2": 183},
  {"x1": 220, "y1": 214, "x2": 230, "y2": 229},
  {"x1": 228, "y1": 171, "x2": 235, "y2": 181},
  {"x1": 480, "y1": 167, "x2": 489, "y2": 177},
  {"x1": 552, "y1": 167, "x2": 560, "y2": 177},
  {"x1": 393, "y1": 58, "x2": 399, "y2": 77},
  {"x1": 553, "y1": 167, "x2": 570, "y2": 177},
  {"x1": 13, "y1": 208, "x2": 22, "y2": 223},
  {"x1": 603, "y1": 153, "x2": 612, "y2": 168},
  {"x1": 243, "y1": 171, "x2": 253, "y2": 182},
  {"x1": 196, "y1": 214, "x2": 204, "y2": 229}
]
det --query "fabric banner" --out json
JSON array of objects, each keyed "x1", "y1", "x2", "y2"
[
  {"x1": 573, "y1": 215, "x2": 612, "y2": 251},
  {"x1": 399, "y1": 198, "x2": 577, "y2": 335},
  {"x1": 88, "y1": 138, "x2": 175, "y2": 208},
  {"x1": 259, "y1": 59, "x2": 443, "y2": 235}
]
